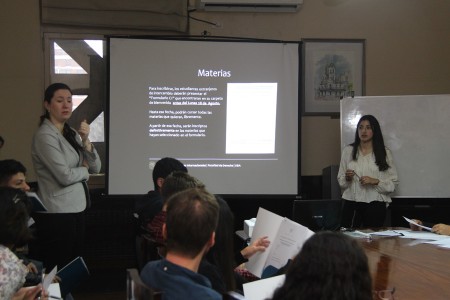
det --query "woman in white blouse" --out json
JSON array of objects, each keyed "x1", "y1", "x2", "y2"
[{"x1": 337, "y1": 115, "x2": 398, "y2": 228}]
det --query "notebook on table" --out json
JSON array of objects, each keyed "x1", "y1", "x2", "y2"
[{"x1": 292, "y1": 199, "x2": 343, "y2": 231}]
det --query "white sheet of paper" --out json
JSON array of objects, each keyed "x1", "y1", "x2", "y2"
[
  {"x1": 262, "y1": 219, "x2": 313, "y2": 274},
  {"x1": 48, "y1": 283, "x2": 62, "y2": 299},
  {"x1": 395, "y1": 230, "x2": 448, "y2": 241},
  {"x1": 245, "y1": 208, "x2": 284, "y2": 277},
  {"x1": 425, "y1": 237, "x2": 450, "y2": 248},
  {"x1": 43, "y1": 266, "x2": 57, "y2": 291},
  {"x1": 370, "y1": 230, "x2": 404, "y2": 237},
  {"x1": 245, "y1": 207, "x2": 314, "y2": 278},
  {"x1": 243, "y1": 274, "x2": 285, "y2": 300},
  {"x1": 403, "y1": 216, "x2": 432, "y2": 231}
]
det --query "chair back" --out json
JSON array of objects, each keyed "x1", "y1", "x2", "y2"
[{"x1": 126, "y1": 268, "x2": 162, "y2": 300}]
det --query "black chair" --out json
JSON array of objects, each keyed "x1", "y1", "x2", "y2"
[
  {"x1": 126, "y1": 268, "x2": 162, "y2": 300},
  {"x1": 135, "y1": 229, "x2": 165, "y2": 271}
]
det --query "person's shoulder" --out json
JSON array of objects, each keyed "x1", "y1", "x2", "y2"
[
  {"x1": 34, "y1": 120, "x2": 58, "y2": 137},
  {"x1": 197, "y1": 287, "x2": 222, "y2": 300},
  {"x1": 384, "y1": 147, "x2": 395, "y2": 157},
  {"x1": 342, "y1": 145, "x2": 353, "y2": 152},
  {"x1": 135, "y1": 191, "x2": 163, "y2": 223},
  {"x1": 141, "y1": 259, "x2": 162, "y2": 274},
  {"x1": 147, "y1": 190, "x2": 162, "y2": 200},
  {"x1": 135, "y1": 191, "x2": 161, "y2": 206}
]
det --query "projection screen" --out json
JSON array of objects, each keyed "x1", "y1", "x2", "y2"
[{"x1": 107, "y1": 37, "x2": 300, "y2": 196}]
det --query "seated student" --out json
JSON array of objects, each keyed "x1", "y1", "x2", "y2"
[
  {"x1": 410, "y1": 219, "x2": 450, "y2": 235},
  {"x1": 0, "y1": 159, "x2": 43, "y2": 286},
  {"x1": 147, "y1": 172, "x2": 269, "y2": 293},
  {"x1": 146, "y1": 171, "x2": 205, "y2": 245},
  {"x1": 202, "y1": 196, "x2": 269, "y2": 294},
  {"x1": 134, "y1": 157, "x2": 187, "y2": 229},
  {"x1": 271, "y1": 231, "x2": 372, "y2": 300},
  {"x1": 0, "y1": 187, "x2": 49, "y2": 300},
  {"x1": 140, "y1": 188, "x2": 222, "y2": 300}
]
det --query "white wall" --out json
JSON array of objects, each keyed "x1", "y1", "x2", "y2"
[{"x1": 0, "y1": 1, "x2": 43, "y2": 179}]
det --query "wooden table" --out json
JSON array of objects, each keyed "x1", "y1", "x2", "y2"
[{"x1": 359, "y1": 232, "x2": 450, "y2": 299}]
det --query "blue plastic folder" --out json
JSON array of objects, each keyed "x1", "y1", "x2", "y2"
[{"x1": 57, "y1": 256, "x2": 90, "y2": 296}]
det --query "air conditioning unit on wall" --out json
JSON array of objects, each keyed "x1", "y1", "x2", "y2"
[{"x1": 196, "y1": 0, "x2": 303, "y2": 12}]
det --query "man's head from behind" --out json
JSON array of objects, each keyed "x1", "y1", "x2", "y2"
[
  {"x1": 164, "y1": 188, "x2": 219, "y2": 258},
  {"x1": 161, "y1": 171, "x2": 205, "y2": 203},
  {"x1": 0, "y1": 159, "x2": 30, "y2": 192},
  {"x1": 152, "y1": 157, "x2": 187, "y2": 192}
]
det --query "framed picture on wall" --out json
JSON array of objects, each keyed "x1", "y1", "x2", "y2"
[{"x1": 302, "y1": 39, "x2": 365, "y2": 116}]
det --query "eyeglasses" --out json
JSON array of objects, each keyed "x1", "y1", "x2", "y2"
[{"x1": 373, "y1": 287, "x2": 396, "y2": 300}]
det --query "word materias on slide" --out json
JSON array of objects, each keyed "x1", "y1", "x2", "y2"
[{"x1": 198, "y1": 69, "x2": 231, "y2": 77}]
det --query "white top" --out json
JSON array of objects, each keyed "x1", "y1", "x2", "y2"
[{"x1": 337, "y1": 145, "x2": 399, "y2": 204}]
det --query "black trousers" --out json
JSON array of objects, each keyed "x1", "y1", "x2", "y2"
[
  {"x1": 30, "y1": 211, "x2": 86, "y2": 271},
  {"x1": 340, "y1": 199, "x2": 387, "y2": 229}
]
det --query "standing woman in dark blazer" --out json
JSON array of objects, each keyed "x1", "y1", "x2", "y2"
[{"x1": 31, "y1": 83, "x2": 101, "y2": 271}]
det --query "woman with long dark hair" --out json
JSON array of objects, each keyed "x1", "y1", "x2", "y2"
[
  {"x1": 31, "y1": 83, "x2": 101, "y2": 273},
  {"x1": 337, "y1": 114, "x2": 398, "y2": 228}
]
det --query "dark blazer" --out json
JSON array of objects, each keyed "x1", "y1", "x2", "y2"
[{"x1": 31, "y1": 119, "x2": 101, "y2": 213}]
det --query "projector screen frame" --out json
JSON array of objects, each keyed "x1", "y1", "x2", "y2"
[{"x1": 105, "y1": 35, "x2": 302, "y2": 198}]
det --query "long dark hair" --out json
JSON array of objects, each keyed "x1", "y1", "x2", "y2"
[
  {"x1": 271, "y1": 231, "x2": 372, "y2": 300},
  {"x1": 40, "y1": 83, "x2": 83, "y2": 152},
  {"x1": 351, "y1": 114, "x2": 389, "y2": 171},
  {"x1": 205, "y1": 196, "x2": 236, "y2": 292}
]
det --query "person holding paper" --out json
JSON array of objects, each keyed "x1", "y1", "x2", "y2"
[
  {"x1": 31, "y1": 83, "x2": 101, "y2": 271},
  {"x1": 0, "y1": 187, "x2": 49, "y2": 300},
  {"x1": 338, "y1": 115, "x2": 398, "y2": 228},
  {"x1": 410, "y1": 219, "x2": 450, "y2": 235},
  {"x1": 270, "y1": 231, "x2": 372, "y2": 300}
]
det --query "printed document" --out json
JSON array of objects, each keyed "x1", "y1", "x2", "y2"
[{"x1": 245, "y1": 207, "x2": 314, "y2": 278}]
